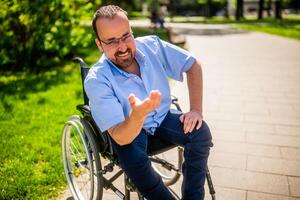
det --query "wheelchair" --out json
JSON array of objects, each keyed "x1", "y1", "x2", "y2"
[{"x1": 62, "y1": 57, "x2": 216, "y2": 200}]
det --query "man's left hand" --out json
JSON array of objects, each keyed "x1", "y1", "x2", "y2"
[{"x1": 179, "y1": 110, "x2": 203, "y2": 134}]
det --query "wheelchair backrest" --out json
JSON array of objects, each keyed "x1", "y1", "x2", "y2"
[{"x1": 73, "y1": 57, "x2": 90, "y2": 105}]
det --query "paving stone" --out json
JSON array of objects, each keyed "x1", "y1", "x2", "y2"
[
  {"x1": 245, "y1": 122, "x2": 276, "y2": 134},
  {"x1": 270, "y1": 116, "x2": 300, "y2": 127},
  {"x1": 206, "y1": 112, "x2": 244, "y2": 122},
  {"x1": 268, "y1": 104, "x2": 299, "y2": 118},
  {"x1": 288, "y1": 177, "x2": 300, "y2": 197},
  {"x1": 281, "y1": 147, "x2": 300, "y2": 160},
  {"x1": 245, "y1": 143, "x2": 281, "y2": 158},
  {"x1": 247, "y1": 191, "x2": 300, "y2": 200},
  {"x1": 244, "y1": 114, "x2": 274, "y2": 124},
  {"x1": 247, "y1": 156, "x2": 300, "y2": 176},
  {"x1": 244, "y1": 102, "x2": 270, "y2": 115},
  {"x1": 293, "y1": 104, "x2": 300, "y2": 113},
  {"x1": 275, "y1": 125, "x2": 300, "y2": 137},
  {"x1": 209, "y1": 151, "x2": 247, "y2": 169},
  {"x1": 210, "y1": 166, "x2": 289, "y2": 195},
  {"x1": 246, "y1": 132, "x2": 300, "y2": 147},
  {"x1": 245, "y1": 114, "x2": 300, "y2": 126},
  {"x1": 209, "y1": 120, "x2": 246, "y2": 132},
  {"x1": 217, "y1": 101, "x2": 244, "y2": 114},
  {"x1": 212, "y1": 140, "x2": 281, "y2": 158},
  {"x1": 211, "y1": 129, "x2": 246, "y2": 142},
  {"x1": 204, "y1": 186, "x2": 246, "y2": 200}
]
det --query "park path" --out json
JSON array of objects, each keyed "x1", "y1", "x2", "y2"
[
  {"x1": 58, "y1": 22, "x2": 300, "y2": 200},
  {"x1": 172, "y1": 26, "x2": 300, "y2": 200}
]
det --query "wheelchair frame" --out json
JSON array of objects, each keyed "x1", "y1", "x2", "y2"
[{"x1": 61, "y1": 57, "x2": 216, "y2": 200}]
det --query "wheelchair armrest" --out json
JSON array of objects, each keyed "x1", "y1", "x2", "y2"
[
  {"x1": 76, "y1": 104, "x2": 91, "y2": 117},
  {"x1": 171, "y1": 95, "x2": 182, "y2": 112}
]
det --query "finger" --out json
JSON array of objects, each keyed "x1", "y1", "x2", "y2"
[
  {"x1": 179, "y1": 114, "x2": 184, "y2": 123},
  {"x1": 149, "y1": 90, "x2": 159, "y2": 100},
  {"x1": 196, "y1": 119, "x2": 203, "y2": 130},
  {"x1": 128, "y1": 94, "x2": 136, "y2": 107},
  {"x1": 184, "y1": 116, "x2": 191, "y2": 134},
  {"x1": 153, "y1": 92, "x2": 161, "y2": 108},
  {"x1": 187, "y1": 120, "x2": 196, "y2": 133}
]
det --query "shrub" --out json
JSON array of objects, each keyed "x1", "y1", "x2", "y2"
[{"x1": 0, "y1": 0, "x2": 98, "y2": 71}]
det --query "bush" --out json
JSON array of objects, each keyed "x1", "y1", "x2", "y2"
[{"x1": 0, "y1": 0, "x2": 99, "y2": 71}]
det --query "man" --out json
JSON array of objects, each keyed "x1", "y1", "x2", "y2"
[{"x1": 85, "y1": 5, "x2": 213, "y2": 200}]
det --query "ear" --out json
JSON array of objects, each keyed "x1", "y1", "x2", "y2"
[{"x1": 95, "y1": 38, "x2": 104, "y2": 52}]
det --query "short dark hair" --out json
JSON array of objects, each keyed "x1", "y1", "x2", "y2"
[{"x1": 92, "y1": 5, "x2": 128, "y2": 40}]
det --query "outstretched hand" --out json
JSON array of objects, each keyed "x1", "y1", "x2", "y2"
[
  {"x1": 179, "y1": 110, "x2": 203, "y2": 134},
  {"x1": 128, "y1": 90, "x2": 161, "y2": 119}
]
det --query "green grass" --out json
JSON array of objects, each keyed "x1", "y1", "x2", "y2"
[
  {"x1": 0, "y1": 27, "x2": 167, "y2": 199},
  {"x1": 232, "y1": 17, "x2": 300, "y2": 41},
  {"x1": 167, "y1": 15, "x2": 300, "y2": 40}
]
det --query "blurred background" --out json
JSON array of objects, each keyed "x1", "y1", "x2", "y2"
[{"x1": 0, "y1": 0, "x2": 299, "y2": 199}]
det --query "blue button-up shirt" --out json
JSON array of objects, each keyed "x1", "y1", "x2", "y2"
[{"x1": 84, "y1": 35, "x2": 195, "y2": 134}]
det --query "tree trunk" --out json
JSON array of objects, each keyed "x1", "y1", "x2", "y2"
[
  {"x1": 224, "y1": 0, "x2": 229, "y2": 18},
  {"x1": 266, "y1": 0, "x2": 272, "y2": 16},
  {"x1": 235, "y1": 0, "x2": 244, "y2": 20},
  {"x1": 258, "y1": 0, "x2": 265, "y2": 19},
  {"x1": 275, "y1": 0, "x2": 282, "y2": 19}
]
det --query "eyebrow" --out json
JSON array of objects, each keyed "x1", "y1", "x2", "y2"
[{"x1": 106, "y1": 32, "x2": 130, "y2": 41}]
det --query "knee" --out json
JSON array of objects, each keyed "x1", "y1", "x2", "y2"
[{"x1": 192, "y1": 120, "x2": 213, "y2": 144}]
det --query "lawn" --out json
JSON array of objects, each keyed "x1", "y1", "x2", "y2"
[
  {"x1": 167, "y1": 15, "x2": 300, "y2": 41},
  {"x1": 232, "y1": 16, "x2": 300, "y2": 41},
  {"x1": 0, "y1": 27, "x2": 167, "y2": 199}
]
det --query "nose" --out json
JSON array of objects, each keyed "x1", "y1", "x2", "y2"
[{"x1": 117, "y1": 40, "x2": 127, "y2": 52}]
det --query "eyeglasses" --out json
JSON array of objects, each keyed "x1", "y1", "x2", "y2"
[{"x1": 99, "y1": 32, "x2": 134, "y2": 48}]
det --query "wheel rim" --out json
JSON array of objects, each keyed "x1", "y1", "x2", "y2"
[
  {"x1": 151, "y1": 147, "x2": 183, "y2": 186},
  {"x1": 62, "y1": 117, "x2": 96, "y2": 200}
]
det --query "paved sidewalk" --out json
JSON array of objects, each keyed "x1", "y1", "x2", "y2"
[
  {"x1": 58, "y1": 24, "x2": 300, "y2": 200},
  {"x1": 171, "y1": 30, "x2": 300, "y2": 200}
]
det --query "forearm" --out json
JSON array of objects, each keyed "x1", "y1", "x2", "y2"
[
  {"x1": 186, "y1": 60, "x2": 203, "y2": 115},
  {"x1": 108, "y1": 111, "x2": 146, "y2": 146}
]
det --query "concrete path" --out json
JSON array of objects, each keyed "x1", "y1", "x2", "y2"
[
  {"x1": 172, "y1": 29, "x2": 300, "y2": 200},
  {"x1": 58, "y1": 23, "x2": 300, "y2": 200}
]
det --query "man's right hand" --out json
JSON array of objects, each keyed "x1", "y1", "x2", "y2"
[
  {"x1": 108, "y1": 90, "x2": 161, "y2": 145},
  {"x1": 128, "y1": 90, "x2": 161, "y2": 119}
]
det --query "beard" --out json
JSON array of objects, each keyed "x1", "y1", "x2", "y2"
[{"x1": 114, "y1": 48, "x2": 134, "y2": 70}]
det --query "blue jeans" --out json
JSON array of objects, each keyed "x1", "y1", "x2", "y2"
[{"x1": 111, "y1": 111, "x2": 213, "y2": 200}]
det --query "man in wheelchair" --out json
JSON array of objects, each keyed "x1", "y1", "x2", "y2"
[{"x1": 84, "y1": 5, "x2": 213, "y2": 200}]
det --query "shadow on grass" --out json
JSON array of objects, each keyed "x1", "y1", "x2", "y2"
[{"x1": 0, "y1": 66, "x2": 73, "y2": 113}]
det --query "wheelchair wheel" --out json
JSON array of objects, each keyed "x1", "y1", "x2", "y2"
[
  {"x1": 62, "y1": 115, "x2": 103, "y2": 200},
  {"x1": 151, "y1": 146, "x2": 183, "y2": 186}
]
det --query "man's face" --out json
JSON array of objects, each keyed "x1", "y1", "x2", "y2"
[{"x1": 95, "y1": 12, "x2": 136, "y2": 70}]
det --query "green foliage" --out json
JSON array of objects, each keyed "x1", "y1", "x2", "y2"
[{"x1": 0, "y1": 0, "x2": 99, "y2": 71}]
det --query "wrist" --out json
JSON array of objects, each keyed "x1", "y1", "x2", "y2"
[
  {"x1": 131, "y1": 110, "x2": 147, "y2": 122},
  {"x1": 191, "y1": 109, "x2": 203, "y2": 118}
]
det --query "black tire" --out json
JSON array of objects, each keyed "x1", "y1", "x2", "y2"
[{"x1": 62, "y1": 115, "x2": 103, "y2": 200}]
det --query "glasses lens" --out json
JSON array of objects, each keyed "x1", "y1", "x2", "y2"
[{"x1": 104, "y1": 32, "x2": 133, "y2": 48}]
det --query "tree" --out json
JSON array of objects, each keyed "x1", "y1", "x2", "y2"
[
  {"x1": 275, "y1": 0, "x2": 282, "y2": 19},
  {"x1": 235, "y1": 0, "x2": 244, "y2": 20},
  {"x1": 0, "y1": 0, "x2": 99, "y2": 71},
  {"x1": 258, "y1": 0, "x2": 265, "y2": 19}
]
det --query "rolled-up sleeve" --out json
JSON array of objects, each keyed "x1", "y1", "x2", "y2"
[
  {"x1": 156, "y1": 36, "x2": 196, "y2": 81},
  {"x1": 84, "y1": 70, "x2": 125, "y2": 132}
]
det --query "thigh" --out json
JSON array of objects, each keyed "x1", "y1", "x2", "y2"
[
  {"x1": 154, "y1": 111, "x2": 191, "y2": 147},
  {"x1": 154, "y1": 111, "x2": 212, "y2": 147},
  {"x1": 111, "y1": 130, "x2": 148, "y2": 167}
]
